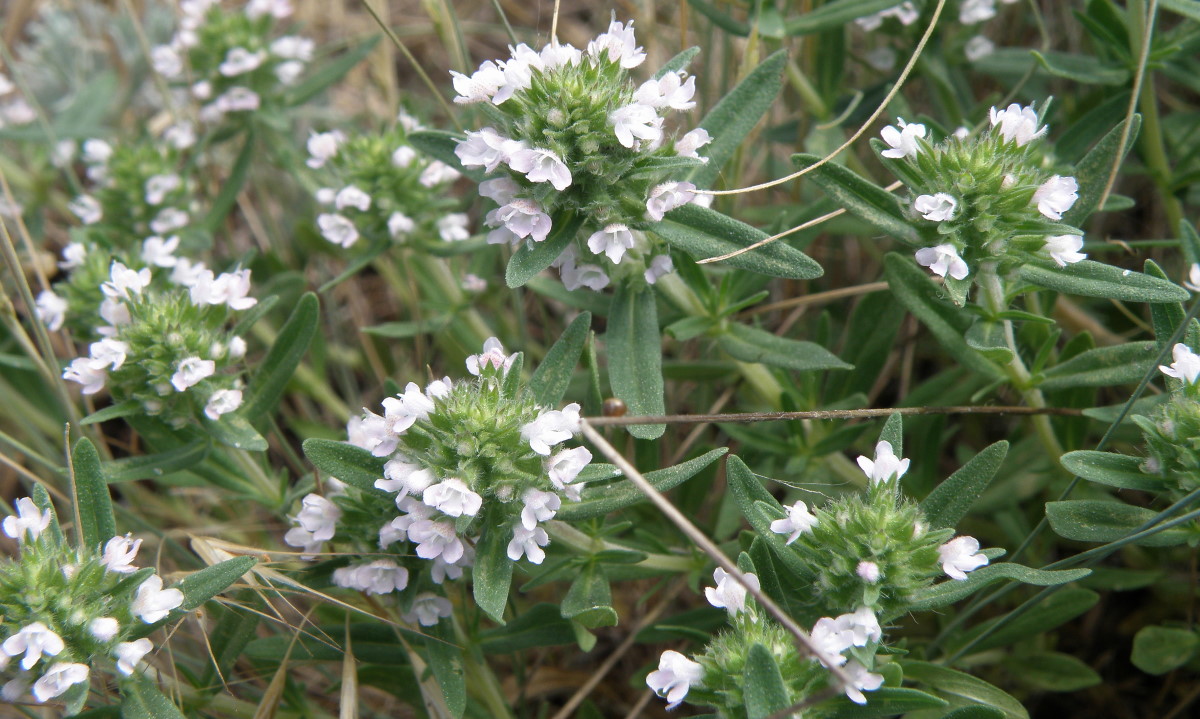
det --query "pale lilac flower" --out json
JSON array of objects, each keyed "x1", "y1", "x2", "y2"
[
  {"x1": 245, "y1": 0, "x2": 293, "y2": 19},
  {"x1": 171, "y1": 356, "x2": 215, "y2": 391},
  {"x1": 144, "y1": 174, "x2": 182, "y2": 206},
  {"x1": 59, "y1": 242, "x2": 87, "y2": 270},
  {"x1": 420, "y1": 161, "x2": 462, "y2": 188},
  {"x1": 430, "y1": 554, "x2": 466, "y2": 584},
  {"x1": 914, "y1": 193, "x2": 958, "y2": 222},
  {"x1": 466, "y1": 337, "x2": 517, "y2": 376},
  {"x1": 809, "y1": 617, "x2": 853, "y2": 667},
  {"x1": 114, "y1": 638, "x2": 153, "y2": 675},
  {"x1": 866, "y1": 47, "x2": 897, "y2": 72},
  {"x1": 646, "y1": 181, "x2": 697, "y2": 221},
  {"x1": 141, "y1": 235, "x2": 180, "y2": 267},
  {"x1": 381, "y1": 382, "x2": 435, "y2": 434},
  {"x1": 960, "y1": 0, "x2": 997, "y2": 24},
  {"x1": 81, "y1": 139, "x2": 112, "y2": 165},
  {"x1": 1160, "y1": 343, "x2": 1200, "y2": 384},
  {"x1": 497, "y1": 199, "x2": 553, "y2": 242},
  {"x1": 388, "y1": 211, "x2": 415, "y2": 239},
  {"x1": 204, "y1": 388, "x2": 243, "y2": 420},
  {"x1": 69, "y1": 195, "x2": 102, "y2": 225},
  {"x1": 228, "y1": 337, "x2": 247, "y2": 359},
  {"x1": 610, "y1": 103, "x2": 663, "y2": 149},
  {"x1": 335, "y1": 185, "x2": 371, "y2": 212},
  {"x1": 89, "y1": 617, "x2": 119, "y2": 642},
  {"x1": 423, "y1": 479, "x2": 484, "y2": 518},
  {"x1": 132, "y1": 575, "x2": 184, "y2": 622},
  {"x1": 101, "y1": 534, "x2": 142, "y2": 573},
  {"x1": 31, "y1": 662, "x2": 89, "y2": 703},
  {"x1": 646, "y1": 650, "x2": 704, "y2": 709},
  {"x1": 634, "y1": 71, "x2": 697, "y2": 111},
  {"x1": 87, "y1": 338, "x2": 128, "y2": 371},
  {"x1": 548, "y1": 446, "x2": 591, "y2": 501},
  {"x1": 275, "y1": 61, "x2": 304, "y2": 84},
  {"x1": 1033, "y1": 175, "x2": 1078, "y2": 220},
  {"x1": 404, "y1": 593, "x2": 453, "y2": 626},
  {"x1": 965, "y1": 35, "x2": 996, "y2": 61},
  {"x1": 915, "y1": 244, "x2": 969, "y2": 280},
  {"x1": 560, "y1": 259, "x2": 611, "y2": 292},
  {"x1": 841, "y1": 660, "x2": 885, "y2": 705},
  {"x1": 938, "y1": 535, "x2": 990, "y2": 580},
  {"x1": 318, "y1": 213, "x2": 359, "y2": 248},
  {"x1": 520, "y1": 489, "x2": 561, "y2": 529},
  {"x1": 521, "y1": 403, "x2": 581, "y2": 455},
  {"x1": 508, "y1": 147, "x2": 572, "y2": 190},
  {"x1": 856, "y1": 2, "x2": 919, "y2": 30},
  {"x1": 835, "y1": 607, "x2": 882, "y2": 646},
  {"x1": 0, "y1": 678, "x2": 28, "y2": 702},
  {"x1": 216, "y1": 87, "x2": 260, "y2": 112},
  {"x1": 102, "y1": 262, "x2": 152, "y2": 300},
  {"x1": 0, "y1": 73, "x2": 12, "y2": 96},
  {"x1": 271, "y1": 36, "x2": 314, "y2": 61},
  {"x1": 880, "y1": 119, "x2": 926, "y2": 159},
  {"x1": 409, "y1": 519, "x2": 466, "y2": 563},
  {"x1": 150, "y1": 207, "x2": 189, "y2": 234},
  {"x1": 857, "y1": 560, "x2": 881, "y2": 583},
  {"x1": 450, "y1": 61, "x2": 506, "y2": 104},
  {"x1": 479, "y1": 176, "x2": 522, "y2": 205},
  {"x1": 1044, "y1": 234, "x2": 1087, "y2": 267},
  {"x1": 191, "y1": 81, "x2": 213, "y2": 100},
  {"x1": 770, "y1": 500, "x2": 818, "y2": 544},
  {"x1": 507, "y1": 523, "x2": 550, "y2": 564},
  {"x1": 587, "y1": 19, "x2": 646, "y2": 68},
  {"x1": 462, "y1": 273, "x2": 487, "y2": 292},
  {"x1": 63, "y1": 358, "x2": 107, "y2": 395},
  {"x1": 856, "y1": 440, "x2": 910, "y2": 484},
  {"x1": 35, "y1": 290, "x2": 67, "y2": 331},
  {"x1": 644, "y1": 254, "x2": 675, "y2": 284},
  {"x1": 2, "y1": 622, "x2": 64, "y2": 669},
  {"x1": 586, "y1": 224, "x2": 637, "y2": 263},
  {"x1": 391, "y1": 145, "x2": 417, "y2": 168},
  {"x1": 376, "y1": 456, "x2": 436, "y2": 498},
  {"x1": 306, "y1": 131, "x2": 343, "y2": 169},
  {"x1": 675, "y1": 127, "x2": 712, "y2": 159},
  {"x1": 333, "y1": 560, "x2": 409, "y2": 595},
  {"x1": 990, "y1": 103, "x2": 1046, "y2": 146},
  {"x1": 353, "y1": 411, "x2": 398, "y2": 457},
  {"x1": 437, "y1": 213, "x2": 471, "y2": 242},
  {"x1": 704, "y1": 567, "x2": 760, "y2": 616},
  {"x1": 1184, "y1": 263, "x2": 1200, "y2": 292},
  {"x1": 215, "y1": 269, "x2": 256, "y2": 310},
  {"x1": 171, "y1": 258, "x2": 208, "y2": 287}
]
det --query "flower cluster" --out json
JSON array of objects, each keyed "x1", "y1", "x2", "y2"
[
  {"x1": 151, "y1": 0, "x2": 313, "y2": 125},
  {"x1": 0, "y1": 70, "x2": 37, "y2": 129},
  {"x1": 285, "y1": 338, "x2": 592, "y2": 625},
  {"x1": 452, "y1": 19, "x2": 710, "y2": 291},
  {"x1": 878, "y1": 103, "x2": 1087, "y2": 304},
  {"x1": 0, "y1": 498, "x2": 183, "y2": 710},
  {"x1": 1131, "y1": 342, "x2": 1200, "y2": 497},
  {"x1": 61, "y1": 260, "x2": 254, "y2": 426},
  {"x1": 309, "y1": 113, "x2": 467, "y2": 249}
]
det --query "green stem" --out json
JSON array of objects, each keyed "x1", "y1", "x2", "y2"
[{"x1": 453, "y1": 615, "x2": 516, "y2": 719}]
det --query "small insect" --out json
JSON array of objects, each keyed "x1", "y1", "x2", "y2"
[{"x1": 602, "y1": 397, "x2": 627, "y2": 417}]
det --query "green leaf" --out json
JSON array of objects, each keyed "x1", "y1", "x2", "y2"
[
  {"x1": 423, "y1": 620, "x2": 466, "y2": 718},
  {"x1": 900, "y1": 661, "x2": 1028, "y2": 719},
  {"x1": 650, "y1": 204, "x2": 823, "y2": 279},
  {"x1": 688, "y1": 50, "x2": 787, "y2": 186},
  {"x1": 953, "y1": 588, "x2": 1098, "y2": 654},
  {"x1": 31, "y1": 484, "x2": 64, "y2": 546},
  {"x1": 965, "y1": 320, "x2": 1014, "y2": 363},
  {"x1": 1162, "y1": 0, "x2": 1200, "y2": 20},
  {"x1": 505, "y1": 213, "x2": 584, "y2": 288},
  {"x1": 230, "y1": 293, "x2": 279, "y2": 337},
  {"x1": 1131, "y1": 625, "x2": 1200, "y2": 674},
  {"x1": 479, "y1": 603, "x2": 576, "y2": 654},
  {"x1": 1146, "y1": 260, "x2": 1187, "y2": 347},
  {"x1": 1031, "y1": 50, "x2": 1128, "y2": 85},
  {"x1": 71, "y1": 438, "x2": 115, "y2": 551},
  {"x1": 883, "y1": 254, "x2": 1004, "y2": 379},
  {"x1": 1005, "y1": 650, "x2": 1102, "y2": 691},
  {"x1": 793, "y1": 154, "x2": 921, "y2": 245},
  {"x1": 1046, "y1": 500, "x2": 1191, "y2": 546},
  {"x1": 937, "y1": 706, "x2": 1007, "y2": 719},
  {"x1": 1018, "y1": 261, "x2": 1188, "y2": 303},
  {"x1": 656, "y1": 47, "x2": 701, "y2": 78},
  {"x1": 408, "y1": 129, "x2": 473, "y2": 177},
  {"x1": 121, "y1": 677, "x2": 188, "y2": 719},
  {"x1": 717, "y1": 323, "x2": 851, "y2": 372},
  {"x1": 284, "y1": 35, "x2": 381, "y2": 106},
  {"x1": 607, "y1": 284, "x2": 665, "y2": 439},
  {"x1": 1061, "y1": 115, "x2": 1141, "y2": 226},
  {"x1": 302, "y1": 438, "x2": 386, "y2": 494},
  {"x1": 823, "y1": 688, "x2": 948, "y2": 717},
  {"x1": 880, "y1": 413, "x2": 903, "y2": 455},
  {"x1": 920, "y1": 441, "x2": 1009, "y2": 530},
  {"x1": 1060, "y1": 450, "x2": 1163, "y2": 491},
  {"x1": 1037, "y1": 341, "x2": 1159, "y2": 391},
  {"x1": 529, "y1": 312, "x2": 591, "y2": 407},
  {"x1": 473, "y1": 512, "x2": 514, "y2": 624},
  {"x1": 784, "y1": 0, "x2": 903, "y2": 35},
  {"x1": 832, "y1": 291, "x2": 905, "y2": 400},
  {"x1": 557, "y1": 448, "x2": 727, "y2": 520},
  {"x1": 177, "y1": 556, "x2": 256, "y2": 611},
  {"x1": 202, "y1": 129, "x2": 254, "y2": 233},
  {"x1": 202, "y1": 413, "x2": 269, "y2": 452},
  {"x1": 242, "y1": 292, "x2": 319, "y2": 422},
  {"x1": 907, "y1": 564, "x2": 1092, "y2": 611},
  {"x1": 686, "y1": 0, "x2": 751, "y2": 36},
  {"x1": 743, "y1": 644, "x2": 791, "y2": 719},
  {"x1": 560, "y1": 563, "x2": 617, "y2": 628},
  {"x1": 80, "y1": 399, "x2": 141, "y2": 425}
]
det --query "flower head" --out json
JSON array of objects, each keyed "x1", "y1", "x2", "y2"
[
  {"x1": 1044, "y1": 234, "x2": 1086, "y2": 267},
  {"x1": 646, "y1": 650, "x2": 704, "y2": 709},
  {"x1": 938, "y1": 535, "x2": 989, "y2": 580},
  {"x1": 132, "y1": 575, "x2": 184, "y2": 623},
  {"x1": 2, "y1": 497, "x2": 52, "y2": 542},
  {"x1": 703, "y1": 567, "x2": 759, "y2": 617},
  {"x1": 914, "y1": 193, "x2": 958, "y2": 222},
  {"x1": 915, "y1": 244, "x2": 969, "y2": 280},
  {"x1": 101, "y1": 534, "x2": 142, "y2": 573},
  {"x1": 1033, "y1": 175, "x2": 1078, "y2": 220},
  {"x1": 856, "y1": 440, "x2": 911, "y2": 484},
  {"x1": 880, "y1": 119, "x2": 926, "y2": 159},
  {"x1": 989, "y1": 103, "x2": 1047, "y2": 146},
  {"x1": 770, "y1": 500, "x2": 818, "y2": 544},
  {"x1": 1160, "y1": 343, "x2": 1200, "y2": 385}
]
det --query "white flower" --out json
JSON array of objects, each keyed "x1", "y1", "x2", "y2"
[
  {"x1": 915, "y1": 244, "x2": 969, "y2": 280},
  {"x1": 866, "y1": 47, "x2": 897, "y2": 71},
  {"x1": 989, "y1": 103, "x2": 1046, "y2": 146},
  {"x1": 171, "y1": 356, "x2": 216, "y2": 391},
  {"x1": 506, "y1": 523, "x2": 550, "y2": 564},
  {"x1": 132, "y1": 575, "x2": 184, "y2": 623},
  {"x1": 2, "y1": 622, "x2": 65, "y2": 669},
  {"x1": 938, "y1": 535, "x2": 990, "y2": 580},
  {"x1": 86, "y1": 338, "x2": 128, "y2": 371},
  {"x1": 381, "y1": 382, "x2": 435, "y2": 434},
  {"x1": 704, "y1": 568, "x2": 760, "y2": 616},
  {"x1": 333, "y1": 560, "x2": 409, "y2": 595},
  {"x1": 914, "y1": 193, "x2": 958, "y2": 222},
  {"x1": 646, "y1": 650, "x2": 704, "y2": 710},
  {"x1": 217, "y1": 268, "x2": 256, "y2": 309},
  {"x1": 144, "y1": 174, "x2": 182, "y2": 206},
  {"x1": 1033, "y1": 175, "x2": 1078, "y2": 220},
  {"x1": 586, "y1": 224, "x2": 637, "y2": 264},
  {"x1": 59, "y1": 242, "x2": 87, "y2": 270},
  {"x1": 521, "y1": 489, "x2": 561, "y2": 529},
  {"x1": 423, "y1": 479, "x2": 484, "y2": 518},
  {"x1": 2, "y1": 497, "x2": 52, "y2": 541},
  {"x1": 770, "y1": 500, "x2": 818, "y2": 544},
  {"x1": 834, "y1": 606, "x2": 882, "y2": 646},
  {"x1": 89, "y1": 617, "x2": 120, "y2": 642},
  {"x1": 141, "y1": 235, "x2": 181, "y2": 267},
  {"x1": 81, "y1": 138, "x2": 113, "y2": 165},
  {"x1": 960, "y1": 0, "x2": 997, "y2": 24},
  {"x1": 171, "y1": 258, "x2": 208, "y2": 287},
  {"x1": 216, "y1": 87, "x2": 260, "y2": 112},
  {"x1": 466, "y1": 336, "x2": 517, "y2": 376},
  {"x1": 1160, "y1": 343, "x2": 1200, "y2": 385},
  {"x1": 388, "y1": 211, "x2": 415, "y2": 239},
  {"x1": 521, "y1": 403, "x2": 581, "y2": 455},
  {"x1": 841, "y1": 660, "x2": 885, "y2": 705},
  {"x1": 102, "y1": 261, "x2": 152, "y2": 300},
  {"x1": 204, "y1": 388, "x2": 243, "y2": 420},
  {"x1": 560, "y1": 257, "x2": 611, "y2": 292},
  {"x1": 1185, "y1": 263, "x2": 1200, "y2": 292},
  {"x1": 508, "y1": 147, "x2": 572, "y2": 190},
  {"x1": 31, "y1": 662, "x2": 89, "y2": 703},
  {"x1": 404, "y1": 593, "x2": 453, "y2": 626},
  {"x1": 462, "y1": 273, "x2": 487, "y2": 292},
  {"x1": 306, "y1": 130, "x2": 344, "y2": 168},
  {"x1": 271, "y1": 35, "x2": 314, "y2": 61},
  {"x1": 634, "y1": 71, "x2": 697, "y2": 111},
  {"x1": 450, "y1": 60, "x2": 505, "y2": 104},
  {"x1": 35, "y1": 290, "x2": 67, "y2": 332},
  {"x1": 335, "y1": 185, "x2": 372, "y2": 212},
  {"x1": 675, "y1": 128, "x2": 712, "y2": 159},
  {"x1": 63, "y1": 358, "x2": 107, "y2": 395},
  {"x1": 856, "y1": 440, "x2": 910, "y2": 484},
  {"x1": 1044, "y1": 234, "x2": 1087, "y2": 267},
  {"x1": 245, "y1": 0, "x2": 293, "y2": 19},
  {"x1": 0, "y1": 72, "x2": 12, "y2": 96},
  {"x1": 809, "y1": 616, "x2": 853, "y2": 667},
  {"x1": 391, "y1": 146, "x2": 417, "y2": 167},
  {"x1": 644, "y1": 254, "x2": 675, "y2": 284},
  {"x1": 880, "y1": 119, "x2": 926, "y2": 159},
  {"x1": 496, "y1": 199, "x2": 553, "y2": 242},
  {"x1": 318, "y1": 213, "x2": 359, "y2": 248},
  {"x1": 219, "y1": 47, "x2": 267, "y2": 77},
  {"x1": 965, "y1": 35, "x2": 996, "y2": 61},
  {"x1": 192, "y1": 80, "x2": 213, "y2": 100},
  {"x1": 857, "y1": 560, "x2": 881, "y2": 583},
  {"x1": 114, "y1": 638, "x2": 154, "y2": 676},
  {"x1": 548, "y1": 446, "x2": 591, "y2": 501},
  {"x1": 288, "y1": 493, "x2": 341, "y2": 550},
  {"x1": 856, "y1": 2, "x2": 919, "y2": 29},
  {"x1": 101, "y1": 534, "x2": 142, "y2": 573},
  {"x1": 409, "y1": 519, "x2": 466, "y2": 563},
  {"x1": 69, "y1": 195, "x2": 102, "y2": 225},
  {"x1": 275, "y1": 59, "x2": 304, "y2": 84},
  {"x1": 610, "y1": 103, "x2": 663, "y2": 149},
  {"x1": 645, "y1": 181, "x2": 697, "y2": 221},
  {"x1": 437, "y1": 213, "x2": 471, "y2": 242},
  {"x1": 229, "y1": 337, "x2": 247, "y2": 360},
  {"x1": 480, "y1": 176, "x2": 522, "y2": 205},
  {"x1": 541, "y1": 41, "x2": 582, "y2": 69},
  {"x1": 587, "y1": 19, "x2": 645, "y2": 68},
  {"x1": 150, "y1": 207, "x2": 189, "y2": 234}
]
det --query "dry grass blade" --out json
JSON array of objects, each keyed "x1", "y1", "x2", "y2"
[{"x1": 340, "y1": 623, "x2": 359, "y2": 719}]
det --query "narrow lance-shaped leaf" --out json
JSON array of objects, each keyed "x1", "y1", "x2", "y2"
[
  {"x1": 717, "y1": 323, "x2": 852, "y2": 372},
  {"x1": 424, "y1": 620, "x2": 467, "y2": 719},
  {"x1": 285, "y1": 35, "x2": 382, "y2": 107},
  {"x1": 529, "y1": 312, "x2": 591, "y2": 407},
  {"x1": 1045, "y1": 500, "x2": 1191, "y2": 547},
  {"x1": 71, "y1": 437, "x2": 116, "y2": 551},
  {"x1": 560, "y1": 563, "x2": 617, "y2": 628},
  {"x1": 784, "y1": 0, "x2": 903, "y2": 35},
  {"x1": 1061, "y1": 115, "x2": 1141, "y2": 226},
  {"x1": 1018, "y1": 260, "x2": 1188, "y2": 304},
  {"x1": 1059, "y1": 450, "x2": 1163, "y2": 491},
  {"x1": 473, "y1": 509, "x2": 514, "y2": 624},
  {"x1": 920, "y1": 441, "x2": 1009, "y2": 530},
  {"x1": 557, "y1": 448, "x2": 727, "y2": 520},
  {"x1": 121, "y1": 677, "x2": 189, "y2": 719},
  {"x1": 1037, "y1": 341, "x2": 1159, "y2": 391},
  {"x1": 302, "y1": 438, "x2": 387, "y2": 494},
  {"x1": 242, "y1": 292, "x2": 320, "y2": 423},
  {"x1": 906, "y1": 563, "x2": 1092, "y2": 611},
  {"x1": 793, "y1": 154, "x2": 921, "y2": 245},
  {"x1": 607, "y1": 284, "x2": 665, "y2": 439},
  {"x1": 900, "y1": 661, "x2": 1029, "y2": 719},
  {"x1": 650, "y1": 203, "x2": 824, "y2": 279},
  {"x1": 177, "y1": 556, "x2": 257, "y2": 611},
  {"x1": 743, "y1": 644, "x2": 791, "y2": 719},
  {"x1": 505, "y1": 213, "x2": 584, "y2": 288}
]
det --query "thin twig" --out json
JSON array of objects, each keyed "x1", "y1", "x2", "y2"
[
  {"x1": 361, "y1": 0, "x2": 462, "y2": 131},
  {"x1": 586, "y1": 405, "x2": 1084, "y2": 426},
  {"x1": 1096, "y1": 0, "x2": 1158, "y2": 211},
  {"x1": 742, "y1": 282, "x2": 890, "y2": 317}
]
